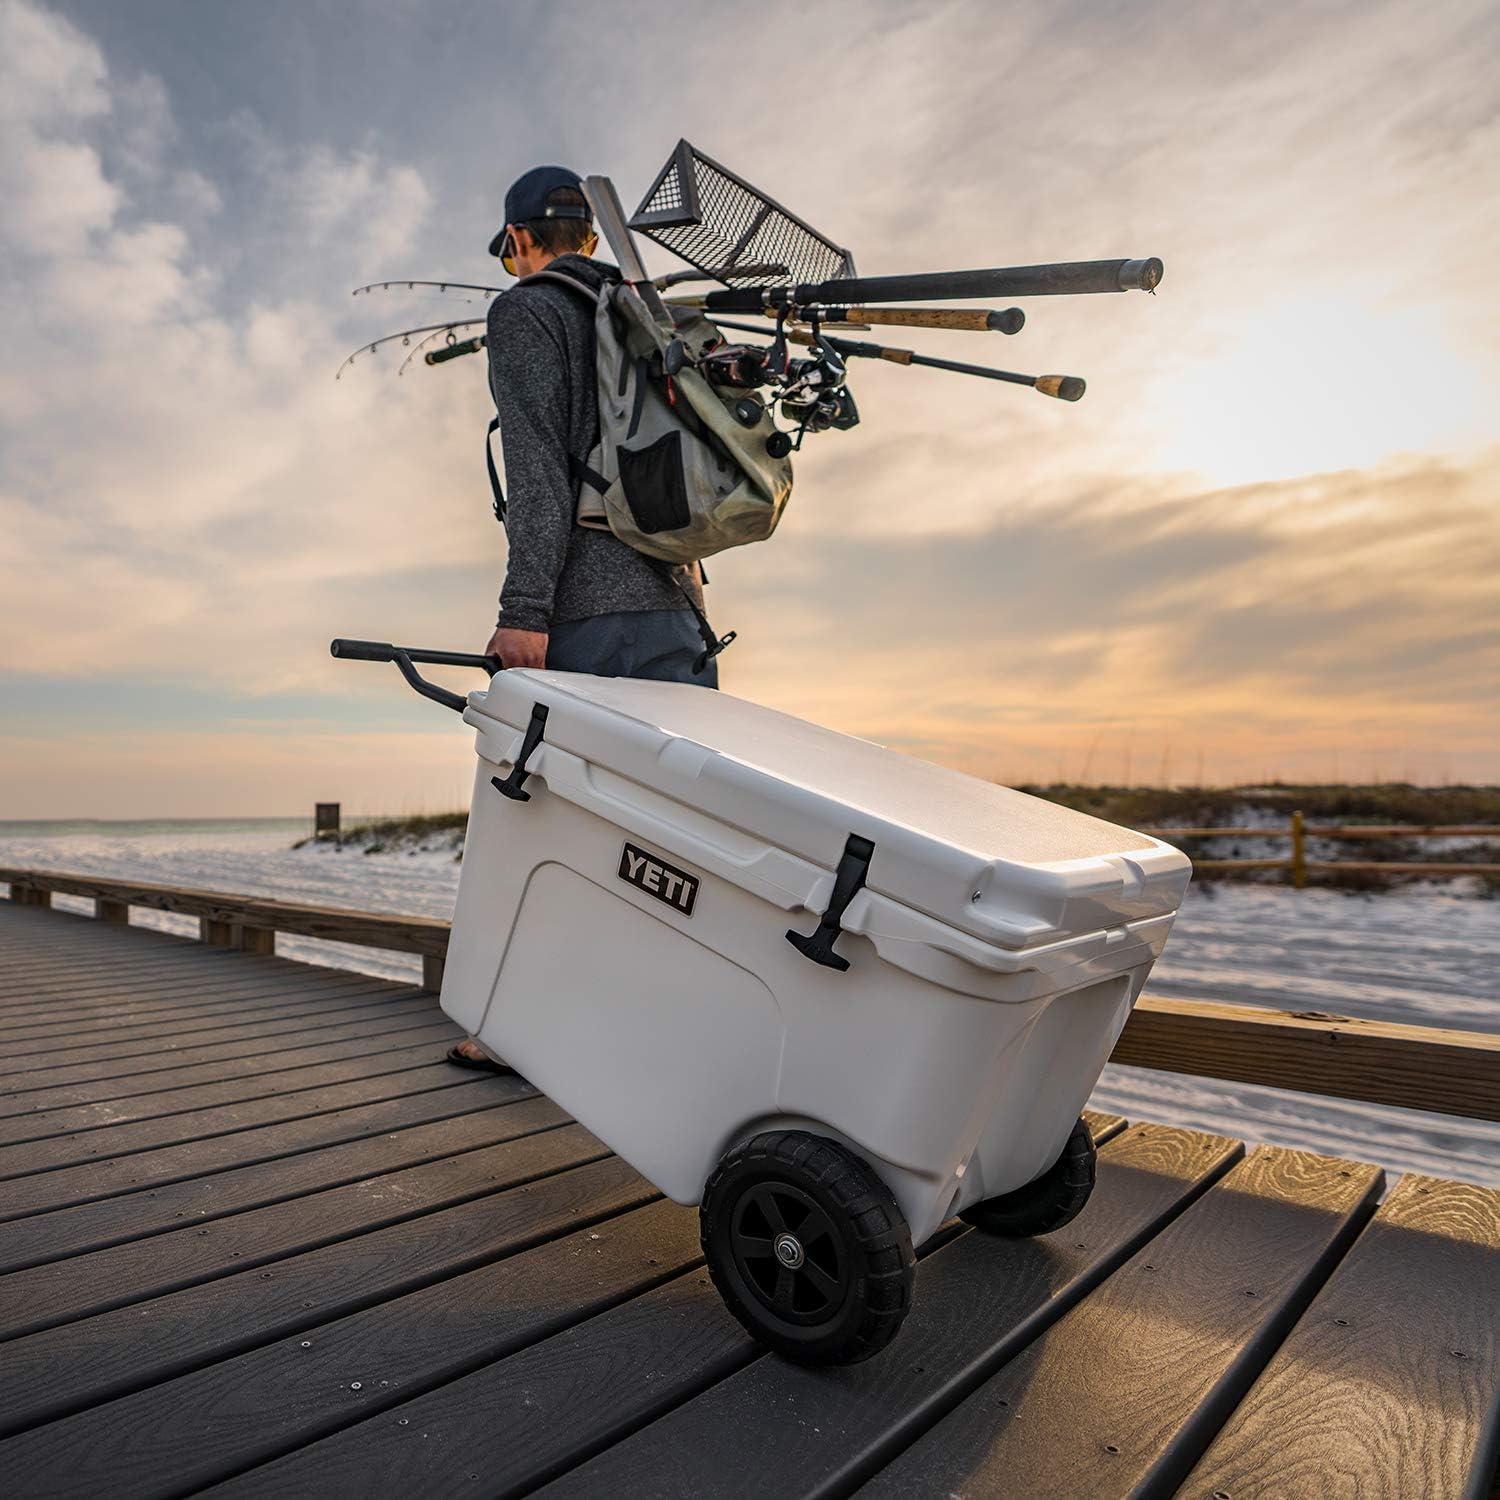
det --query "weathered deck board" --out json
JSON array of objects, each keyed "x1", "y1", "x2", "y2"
[
  {"x1": 1, "y1": 900, "x2": 1496, "y2": 1500},
  {"x1": 0, "y1": 1018, "x2": 458, "y2": 1119},
  {"x1": 858, "y1": 1147, "x2": 1385, "y2": 1498},
  {"x1": 533, "y1": 1124, "x2": 1244, "y2": 1499},
  {"x1": 0, "y1": 1000, "x2": 441, "y2": 1096},
  {"x1": 0, "y1": 1107, "x2": 581, "y2": 1339},
  {"x1": 1182, "y1": 1173, "x2": 1500, "y2": 1500}
]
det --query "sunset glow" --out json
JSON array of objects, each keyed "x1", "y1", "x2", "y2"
[{"x1": 2, "y1": 0, "x2": 1497, "y2": 815}]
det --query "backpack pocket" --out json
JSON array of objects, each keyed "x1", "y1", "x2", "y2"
[{"x1": 618, "y1": 431, "x2": 691, "y2": 535}]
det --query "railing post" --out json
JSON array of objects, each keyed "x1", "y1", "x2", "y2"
[
  {"x1": 422, "y1": 955, "x2": 445, "y2": 993},
  {"x1": 236, "y1": 926, "x2": 275, "y2": 956},
  {"x1": 15, "y1": 884, "x2": 51, "y2": 908},
  {"x1": 200, "y1": 918, "x2": 234, "y2": 946},
  {"x1": 95, "y1": 899, "x2": 129, "y2": 925},
  {"x1": 1291, "y1": 810, "x2": 1307, "y2": 889}
]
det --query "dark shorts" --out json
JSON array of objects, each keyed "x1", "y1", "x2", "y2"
[{"x1": 545, "y1": 609, "x2": 718, "y2": 688}]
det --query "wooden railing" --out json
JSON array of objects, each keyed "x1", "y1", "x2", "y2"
[
  {"x1": 4, "y1": 866, "x2": 1498, "y2": 1125},
  {"x1": 0, "y1": 867, "x2": 450, "y2": 992},
  {"x1": 1142, "y1": 814, "x2": 1500, "y2": 888}
]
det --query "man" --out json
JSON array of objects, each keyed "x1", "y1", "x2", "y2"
[
  {"x1": 481, "y1": 164, "x2": 714, "y2": 683},
  {"x1": 449, "y1": 164, "x2": 718, "y2": 1074}
]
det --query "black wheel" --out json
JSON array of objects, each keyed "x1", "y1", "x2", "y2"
[
  {"x1": 700, "y1": 1130, "x2": 915, "y2": 1365},
  {"x1": 960, "y1": 1116, "x2": 1096, "y2": 1237}
]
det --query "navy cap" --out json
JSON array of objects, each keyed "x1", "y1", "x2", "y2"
[{"x1": 488, "y1": 165, "x2": 591, "y2": 257}]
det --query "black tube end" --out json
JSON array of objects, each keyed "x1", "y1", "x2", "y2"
[
  {"x1": 988, "y1": 307, "x2": 1026, "y2": 335},
  {"x1": 1119, "y1": 257, "x2": 1164, "y2": 292}
]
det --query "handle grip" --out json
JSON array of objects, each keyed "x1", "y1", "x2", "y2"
[
  {"x1": 330, "y1": 639, "x2": 503, "y2": 715},
  {"x1": 1035, "y1": 375, "x2": 1086, "y2": 401},
  {"x1": 425, "y1": 336, "x2": 486, "y2": 365},
  {"x1": 330, "y1": 638, "x2": 396, "y2": 662}
]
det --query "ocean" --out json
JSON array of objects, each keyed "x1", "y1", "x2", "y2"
[{"x1": 3, "y1": 816, "x2": 1497, "y2": 1189}]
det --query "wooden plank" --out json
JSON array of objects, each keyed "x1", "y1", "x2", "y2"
[
  {"x1": 0, "y1": 1093, "x2": 548, "y2": 1273},
  {"x1": 1306, "y1": 861, "x2": 1500, "y2": 876},
  {"x1": 0, "y1": 868, "x2": 452, "y2": 957},
  {"x1": 0, "y1": 1061, "x2": 509, "y2": 1181},
  {"x1": 0, "y1": 971, "x2": 418, "y2": 1048},
  {"x1": 222, "y1": 1131, "x2": 1137, "y2": 1500},
  {"x1": 1140, "y1": 825, "x2": 1500, "y2": 839},
  {"x1": 859, "y1": 1147, "x2": 1384, "y2": 1498},
  {"x1": 201, "y1": 1267, "x2": 753, "y2": 1500},
  {"x1": 0, "y1": 1156, "x2": 660, "y2": 1455},
  {"x1": 0, "y1": 1073, "x2": 532, "y2": 1223},
  {"x1": 0, "y1": 1200, "x2": 697, "y2": 1500},
  {"x1": 0, "y1": 1109, "x2": 585, "y2": 1340},
  {"x1": 0, "y1": 997, "x2": 436, "y2": 1097},
  {"x1": 0, "y1": 964, "x2": 392, "y2": 1021},
  {"x1": 0, "y1": 992, "x2": 437, "y2": 1082},
  {"x1": 0, "y1": 960, "x2": 409, "y2": 1027},
  {"x1": 0, "y1": 942, "x2": 405, "y2": 1014},
  {"x1": 0, "y1": 1037, "x2": 463, "y2": 1147},
  {"x1": 0, "y1": 1018, "x2": 458, "y2": 1120},
  {"x1": 0, "y1": 972, "x2": 417, "y2": 1055},
  {"x1": 532, "y1": 1124, "x2": 1244, "y2": 1500},
  {"x1": 1182, "y1": 1174, "x2": 1500, "y2": 1500},
  {"x1": 1113, "y1": 994, "x2": 1500, "y2": 1123}
]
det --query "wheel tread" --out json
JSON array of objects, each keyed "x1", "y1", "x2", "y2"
[{"x1": 701, "y1": 1130, "x2": 915, "y2": 1365}]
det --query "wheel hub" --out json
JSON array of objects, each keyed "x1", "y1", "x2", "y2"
[{"x1": 773, "y1": 1232, "x2": 805, "y2": 1269}]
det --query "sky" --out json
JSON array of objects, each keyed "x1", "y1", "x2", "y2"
[{"x1": 1, "y1": 0, "x2": 1497, "y2": 817}]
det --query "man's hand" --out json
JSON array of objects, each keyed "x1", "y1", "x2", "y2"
[{"x1": 488, "y1": 626, "x2": 548, "y2": 670}]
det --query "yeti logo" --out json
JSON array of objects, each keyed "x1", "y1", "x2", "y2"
[{"x1": 618, "y1": 842, "x2": 699, "y2": 916}]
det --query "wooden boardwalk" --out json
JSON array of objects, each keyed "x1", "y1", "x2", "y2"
[{"x1": 0, "y1": 901, "x2": 1496, "y2": 1499}]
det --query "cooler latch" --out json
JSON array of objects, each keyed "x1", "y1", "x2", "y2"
[
  {"x1": 786, "y1": 834, "x2": 875, "y2": 973},
  {"x1": 491, "y1": 703, "x2": 549, "y2": 802}
]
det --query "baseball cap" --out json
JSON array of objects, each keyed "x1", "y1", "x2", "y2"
[{"x1": 487, "y1": 165, "x2": 592, "y2": 262}]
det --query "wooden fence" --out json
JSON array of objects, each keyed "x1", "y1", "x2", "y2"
[
  {"x1": 4, "y1": 866, "x2": 1497, "y2": 1126},
  {"x1": 1142, "y1": 814, "x2": 1500, "y2": 888}
]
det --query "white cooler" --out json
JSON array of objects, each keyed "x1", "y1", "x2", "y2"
[{"x1": 440, "y1": 669, "x2": 1191, "y2": 1362}]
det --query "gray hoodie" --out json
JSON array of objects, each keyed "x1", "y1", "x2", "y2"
[{"x1": 487, "y1": 254, "x2": 705, "y2": 632}]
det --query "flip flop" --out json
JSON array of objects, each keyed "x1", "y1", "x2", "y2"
[{"x1": 446, "y1": 1045, "x2": 515, "y2": 1075}]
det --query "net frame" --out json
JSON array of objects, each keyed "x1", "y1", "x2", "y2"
[{"x1": 630, "y1": 140, "x2": 856, "y2": 290}]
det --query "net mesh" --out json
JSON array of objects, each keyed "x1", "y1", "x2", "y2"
[{"x1": 632, "y1": 143, "x2": 853, "y2": 290}]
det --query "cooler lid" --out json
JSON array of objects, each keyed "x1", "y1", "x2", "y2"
[{"x1": 467, "y1": 671, "x2": 1190, "y2": 950}]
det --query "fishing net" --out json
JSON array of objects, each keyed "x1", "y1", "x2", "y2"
[{"x1": 630, "y1": 140, "x2": 855, "y2": 290}]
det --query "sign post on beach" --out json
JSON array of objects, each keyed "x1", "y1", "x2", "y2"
[{"x1": 314, "y1": 803, "x2": 341, "y2": 840}]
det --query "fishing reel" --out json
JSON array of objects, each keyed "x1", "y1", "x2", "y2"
[{"x1": 701, "y1": 321, "x2": 861, "y2": 455}]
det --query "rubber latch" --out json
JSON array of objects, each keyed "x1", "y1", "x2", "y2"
[
  {"x1": 491, "y1": 703, "x2": 549, "y2": 802},
  {"x1": 786, "y1": 833, "x2": 876, "y2": 972}
]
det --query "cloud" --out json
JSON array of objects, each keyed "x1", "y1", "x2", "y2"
[{"x1": 1, "y1": 0, "x2": 1497, "y2": 814}]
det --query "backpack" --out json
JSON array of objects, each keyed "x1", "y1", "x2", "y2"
[{"x1": 487, "y1": 268, "x2": 794, "y2": 566}]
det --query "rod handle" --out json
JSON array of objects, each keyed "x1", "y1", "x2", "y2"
[
  {"x1": 1035, "y1": 375, "x2": 1087, "y2": 401},
  {"x1": 425, "y1": 336, "x2": 486, "y2": 365}
]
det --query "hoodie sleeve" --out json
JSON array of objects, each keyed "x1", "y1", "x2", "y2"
[{"x1": 487, "y1": 291, "x2": 575, "y2": 632}]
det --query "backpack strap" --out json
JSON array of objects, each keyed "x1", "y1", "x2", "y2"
[
  {"x1": 647, "y1": 558, "x2": 736, "y2": 674},
  {"x1": 488, "y1": 266, "x2": 611, "y2": 529}
]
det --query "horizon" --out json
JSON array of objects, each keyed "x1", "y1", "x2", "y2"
[{"x1": 3, "y1": 0, "x2": 1498, "y2": 817}]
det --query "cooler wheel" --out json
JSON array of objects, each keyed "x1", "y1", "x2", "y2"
[
  {"x1": 960, "y1": 1115, "x2": 1097, "y2": 1236},
  {"x1": 700, "y1": 1130, "x2": 915, "y2": 1365}
]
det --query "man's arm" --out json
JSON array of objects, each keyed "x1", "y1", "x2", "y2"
[{"x1": 486, "y1": 291, "x2": 575, "y2": 664}]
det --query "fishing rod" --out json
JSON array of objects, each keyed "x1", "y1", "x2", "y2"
[
  {"x1": 352, "y1": 279, "x2": 502, "y2": 298},
  {"x1": 668, "y1": 298, "x2": 1027, "y2": 335},
  {"x1": 713, "y1": 318, "x2": 1085, "y2": 401},
  {"x1": 696, "y1": 257, "x2": 1161, "y2": 314},
  {"x1": 336, "y1": 318, "x2": 485, "y2": 378}
]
